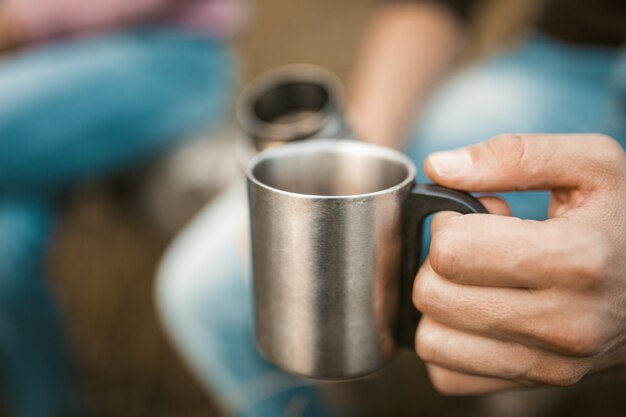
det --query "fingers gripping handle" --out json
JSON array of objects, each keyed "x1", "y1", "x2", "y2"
[{"x1": 397, "y1": 183, "x2": 487, "y2": 348}]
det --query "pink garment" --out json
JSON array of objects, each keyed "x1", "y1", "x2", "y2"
[{"x1": 6, "y1": 0, "x2": 250, "y2": 41}]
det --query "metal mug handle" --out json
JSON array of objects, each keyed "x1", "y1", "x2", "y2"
[{"x1": 396, "y1": 183, "x2": 487, "y2": 348}]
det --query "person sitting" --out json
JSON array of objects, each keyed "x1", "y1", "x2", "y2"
[{"x1": 0, "y1": 1, "x2": 248, "y2": 416}]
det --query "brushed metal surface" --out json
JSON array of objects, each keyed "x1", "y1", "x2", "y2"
[{"x1": 247, "y1": 140, "x2": 416, "y2": 379}]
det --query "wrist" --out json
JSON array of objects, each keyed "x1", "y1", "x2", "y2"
[
  {"x1": 0, "y1": 2, "x2": 25, "y2": 52},
  {"x1": 346, "y1": 103, "x2": 409, "y2": 149}
]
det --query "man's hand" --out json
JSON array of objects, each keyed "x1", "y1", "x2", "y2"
[{"x1": 414, "y1": 134, "x2": 626, "y2": 394}]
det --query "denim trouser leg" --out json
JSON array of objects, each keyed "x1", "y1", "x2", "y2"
[
  {"x1": 0, "y1": 28, "x2": 233, "y2": 194},
  {"x1": 0, "y1": 29, "x2": 233, "y2": 417},
  {"x1": 157, "y1": 182, "x2": 340, "y2": 417},
  {"x1": 0, "y1": 199, "x2": 82, "y2": 417}
]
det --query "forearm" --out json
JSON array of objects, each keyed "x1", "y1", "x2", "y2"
[
  {"x1": 348, "y1": 2, "x2": 466, "y2": 148},
  {"x1": 0, "y1": 2, "x2": 23, "y2": 52}
]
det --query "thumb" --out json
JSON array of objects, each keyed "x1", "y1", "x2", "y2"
[{"x1": 424, "y1": 134, "x2": 625, "y2": 193}]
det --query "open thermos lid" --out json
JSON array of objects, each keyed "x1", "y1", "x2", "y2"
[{"x1": 236, "y1": 64, "x2": 351, "y2": 152}]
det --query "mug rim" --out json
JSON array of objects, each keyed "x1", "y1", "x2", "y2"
[{"x1": 246, "y1": 139, "x2": 417, "y2": 200}]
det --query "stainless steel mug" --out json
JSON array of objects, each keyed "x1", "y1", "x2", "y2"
[{"x1": 246, "y1": 139, "x2": 486, "y2": 380}]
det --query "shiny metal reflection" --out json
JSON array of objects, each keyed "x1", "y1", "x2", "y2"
[{"x1": 236, "y1": 65, "x2": 351, "y2": 152}]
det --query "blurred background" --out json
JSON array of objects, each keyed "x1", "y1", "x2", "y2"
[{"x1": 2, "y1": 0, "x2": 625, "y2": 416}]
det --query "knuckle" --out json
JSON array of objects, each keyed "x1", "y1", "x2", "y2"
[
  {"x1": 485, "y1": 134, "x2": 528, "y2": 170},
  {"x1": 529, "y1": 360, "x2": 587, "y2": 387},
  {"x1": 429, "y1": 227, "x2": 459, "y2": 279},
  {"x1": 593, "y1": 134, "x2": 624, "y2": 159},
  {"x1": 589, "y1": 135, "x2": 626, "y2": 179},
  {"x1": 413, "y1": 273, "x2": 438, "y2": 315},
  {"x1": 544, "y1": 318, "x2": 605, "y2": 357},
  {"x1": 428, "y1": 367, "x2": 461, "y2": 395},
  {"x1": 567, "y1": 325, "x2": 605, "y2": 358},
  {"x1": 570, "y1": 233, "x2": 610, "y2": 288},
  {"x1": 415, "y1": 326, "x2": 438, "y2": 363}
]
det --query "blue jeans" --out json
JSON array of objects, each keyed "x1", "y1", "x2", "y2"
[
  {"x1": 155, "y1": 35, "x2": 626, "y2": 416},
  {"x1": 159, "y1": 183, "x2": 346, "y2": 417},
  {"x1": 0, "y1": 28, "x2": 232, "y2": 417}
]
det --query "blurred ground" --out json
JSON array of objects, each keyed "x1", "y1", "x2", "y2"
[
  {"x1": 51, "y1": 186, "x2": 219, "y2": 417},
  {"x1": 36, "y1": 0, "x2": 626, "y2": 416}
]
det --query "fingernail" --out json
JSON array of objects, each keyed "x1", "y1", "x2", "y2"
[{"x1": 427, "y1": 150, "x2": 472, "y2": 176}]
